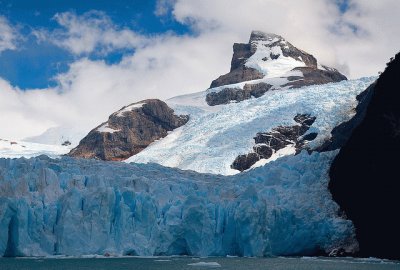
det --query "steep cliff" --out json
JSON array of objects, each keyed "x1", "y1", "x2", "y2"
[{"x1": 329, "y1": 53, "x2": 400, "y2": 260}]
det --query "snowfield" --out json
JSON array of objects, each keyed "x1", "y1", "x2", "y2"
[
  {"x1": 0, "y1": 151, "x2": 356, "y2": 257},
  {"x1": 126, "y1": 77, "x2": 376, "y2": 175},
  {"x1": 0, "y1": 139, "x2": 70, "y2": 159}
]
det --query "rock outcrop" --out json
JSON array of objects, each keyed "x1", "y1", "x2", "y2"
[
  {"x1": 209, "y1": 37, "x2": 264, "y2": 89},
  {"x1": 284, "y1": 66, "x2": 348, "y2": 89},
  {"x1": 206, "y1": 82, "x2": 272, "y2": 106},
  {"x1": 329, "y1": 53, "x2": 400, "y2": 260},
  {"x1": 68, "y1": 99, "x2": 189, "y2": 161},
  {"x1": 231, "y1": 114, "x2": 316, "y2": 171}
]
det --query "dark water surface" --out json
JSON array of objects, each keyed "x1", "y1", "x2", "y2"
[{"x1": 0, "y1": 256, "x2": 399, "y2": 270}]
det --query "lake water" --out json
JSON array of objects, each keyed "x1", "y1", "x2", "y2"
[{"x1": 0, "y1": 256, "x2": 399, "y2": 270}]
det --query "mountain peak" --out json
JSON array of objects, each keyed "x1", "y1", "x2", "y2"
[
  {"x1": 209, "y1": 31, "x2": 346, "y2": 89},
  {"x1": 249, "y1": 31, "x2": 283, "y2": 42}
]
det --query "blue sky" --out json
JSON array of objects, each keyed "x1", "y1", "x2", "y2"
[{"x1": 0, "y1": 0, "x2": 190, "y2": 89}]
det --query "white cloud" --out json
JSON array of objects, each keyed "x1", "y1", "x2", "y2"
[
  {"x1": 0, "y1": 26, "x2": 232, "y2": 139},
  {"x1": 0, "y1": 15, "x2": 20, "y2": 53},
  {"x1": 0, "y1": 2, "x2": 399, "y2": 140},
  {"x1": 171, "y1": 0, "x2": 400, "y2": 78},
  {"x1": 154, "y1": 0, "x2": 176, "y2": 17},
  {"x1": 40, "y1": 11, "x2": 150, "y2": 55}
]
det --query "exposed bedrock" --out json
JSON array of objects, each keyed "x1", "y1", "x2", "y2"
[
  {"x1": 68, "y1": 99, "x2": 188, "y2": 161},
  {"x1": 231, "y1": 114, "x2": 316, "y2": 171},
  {"x1": 329, "y1": 52, "x2": 400, "y2": 260},
  {"x1": 284, "y1": 67, "x2": 347, "y2": 89},
  {"x1": 210, "y1": 66, "x2": 264, "y2": 89},
  {"x1": 206, "y1": 83, "x2": 272, "y2": 106}
]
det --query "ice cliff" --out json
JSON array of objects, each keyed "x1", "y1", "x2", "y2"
[{"x1": 0, "y1": 152, "x2": 356, "y2": 257}]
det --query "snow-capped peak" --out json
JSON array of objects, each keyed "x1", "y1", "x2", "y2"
[{"x1": 249, "y1": 31, "x2": 282, "y2": 41}]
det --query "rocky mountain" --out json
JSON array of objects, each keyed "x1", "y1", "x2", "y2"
[
  {"x1": 126, "y1": 32, "x2": 372, "y2": 175},
  {"x1": 329, "y1": 53, "x2": 400, "y2": 260},
  {"x1": 68, "y1": 99, "x2": 188, "y2": 161},
  {"x1": 207, "y1": 31, "x2": 347, "y2": 106},
  {"x1": 72, "y1": 31, "x2": 350, "y2": 164}
]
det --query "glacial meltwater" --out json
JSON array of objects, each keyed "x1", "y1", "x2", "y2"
[{"x1": 0, "y1": 256, "x2": 399, "y2": 270}]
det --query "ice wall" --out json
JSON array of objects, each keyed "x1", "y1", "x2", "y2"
[{"x1": 0, "y1": 152, "x2": 356, "y2": 257}]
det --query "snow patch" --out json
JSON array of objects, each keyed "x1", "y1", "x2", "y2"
[
  {"x1": 97, "y1": 123, "x2": 120, "y2": 133},
  {"x1": 116, "y1": 102, "x2": 145, "y2": 117}
]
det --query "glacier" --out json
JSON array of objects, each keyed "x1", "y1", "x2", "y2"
[
  {"x1": 0, "y1": 151, "x2": 356, "y2": 257},
  {"x1": 126, "y1": 77, "x2": 377, "y2": 175}
]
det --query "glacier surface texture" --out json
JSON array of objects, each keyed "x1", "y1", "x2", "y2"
[
  {"x1": 0, "y1": 152, "x2": 356, "y2": 257},
  {"x1": 128, "y1": 77, "x2": 376, "y2": 175}
]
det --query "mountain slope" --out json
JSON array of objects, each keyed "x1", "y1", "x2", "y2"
[
  {"x1": 122, "y1": 31, "x2": 366, "y2": 173},
  {"x1": 127, "y1": 77, "x2": 375, "y2": 175}
]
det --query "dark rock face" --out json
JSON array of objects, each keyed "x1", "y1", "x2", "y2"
[
  {"x1": 68, "y1": 99, "x2": 189, "y2": 161},
  {"x1": 230, "y1": 43, "x2": 253, "y2": 70},
  {"x1": 329, "y1": 53, "x2": 400, "y2": 260},
  {"x1": 231, "y1": 152, "x2": 260, "y2": 172},
  {"x1": 206, "y1": 83, "x2": 272, "y2": 106},
  {"x1": 243, "y1": 82, "x2": 272, "y2": 98},
  {"x1": 231, "y1": 114, "x2": 316, "y2": 171},
  {"x1": 210, "y1": 36, "x2": 264, "y2": 88},
  {"x1": 210, "y1": 67, "x2": 264, "y2": 89},
  {"x1": 284, "y1": 67, "x2": 347, "y2": 89}
]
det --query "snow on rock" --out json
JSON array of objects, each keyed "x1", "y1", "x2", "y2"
[
  {"x1": 127, "y1": 77, "x2": 376, "y2": 175},
  {"x1": 96, "y1": 123, "x2": 120, "y2": 133},
  {"x1": 245, "y1": 34, "x2": 306, "y2": 78},
  {"x1": 0, "y1": 151, "x2": 357, "y2": 257},
  {"x1": 250, "y1": 145, "x2": 297, "y2": 170},
  {"x1": 116, "y1": 102, "x2": 146, "y2": 117}
]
